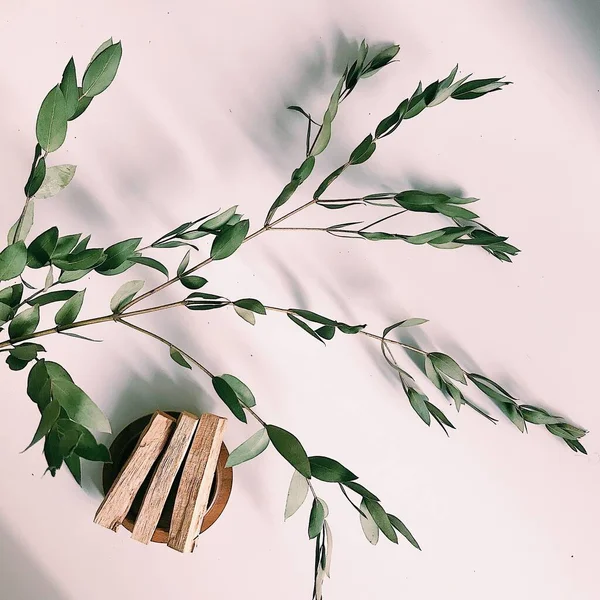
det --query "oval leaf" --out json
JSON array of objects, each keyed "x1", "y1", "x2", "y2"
[
  {"x1": 266, "y1": 424, "x2": 311, "y2": 478},
  {"x1": 169, "y1": 346, "x2": 191, "y2": 369},
  {"x1": 388, "y1": 513, "x2": 421, "y2": 550},
  {"x1": 8, "y1": 304, "x2": 40, "y2": 339},
  {"x1": 33, "y1": 164, "x2": 77, "y2": 200},
  {"x1": 220, "y1": 374, "x2": 256, "y2": 407},
  {"x1": 212, "y1": 376, "x2": 247, "y2": 423},
  {"x1": 284, "y1": 469, "x2": 310, "y2": 520},
  {"x1": 0, "y1": 242, "x2": 27, "y2": 281},
  {"x1": 309, "y1": 456, "x2": 358, "y2": 483},
  {"x1": 210, "y1": 220, "x2": 250, "y2": 260},
  {"x1": 359, "y1": 499, "x2": 379, "y2": 545},
  {"x1": 429, "y1": 352, "x2": 466, "y2": 384},
  {"x1": 110, "y1": 280, "x2": 144, "y2": 313},
  {"x1": 364, "y1": 499, "x2": 398, "y2": 543},
  {"x1": 225, "y1": 428, "x2": 270, "y2": 468},
  {"x1": 36, "y1": 86, "x2": 68, "y2": 152},
  {"x1": 308, "y1": 498, "x2": 326, "y2": 539},
  {"x1": 55, "y1": 289, "x2": 85, "y2": 327},
  {"x1": 82, "y1": 41, "x2": 123, "y2": 97}
]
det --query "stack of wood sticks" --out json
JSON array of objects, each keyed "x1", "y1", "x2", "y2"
[{"x1": 94, "y1": 411, "x2": 227, "y2": 553}]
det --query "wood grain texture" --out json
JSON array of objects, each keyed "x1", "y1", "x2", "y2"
[
  {"x1": 94, "y1": 411, "x2": 175, "y2": 532},
  {"x1": 131, "y1": 412, "x2": 199, "y2": 544},
  {"x1": 168, "y1": 413, "x2": 227, "y2": 553}
]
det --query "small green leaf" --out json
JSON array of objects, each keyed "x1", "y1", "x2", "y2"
[
  {"x1": 213, "y1": 376, "x2": 247, "y2": 423},
  {"x1": 82, "y1": 41, "x2": 122, "y2": 97},
  {"x1": 287, "y1": 314, "x2": 325, "y2": 345},
  {"x1": 177, "y1": 249, "x2": 190, "y2": 276},
  {"x1": 8, "y1": 304, "x2": 40, "y2": 339},
  {"x1": 225, "y1": 428, "x2": 270, "y2": 467},
  {"x1": 435, "y1": 203, "x2": 479, "y2": 220},
  {"x1": 0, "y1": 283, "x2": 23, "y2": 307},
  {"x1": 308, "y1": 498, "x2": 326, "y2": 539},
  {"x1": 129, "y1": 256, "x2": 169, "y2": 278},
  {"x1": 96, "y1": 238, "x2": 141, "y2": 273},
  {"x1": 9, "y1": 342, "x2": 45, "y2": 361},
  {"x1": 51, "y1": 377, "x2": 111, "y2": 433},
  {"x1": 55, "y1": 290, "x2": 85, "y2": 327},
  {"x1": 407, "y1": 388, "x2": 431, "y2": 426},
  {"x1": 284, "y1": 469, "x2": 310, "y2": 520},
  {"x1": 109, "y1": 280, "x2": 144, "y2": 313},
  {"x1": 359, "y1": 499, "x2": 379, "y2": 545},
  {"x1": 23, "y1": 399, "x2": 61, "y2": 452},
  {"x1": 54, "y1": 248, "x2": 105, "y2": 271},
  {"x1": 234, "y1": 305, "x2": 255, "y2": 325},
  {"x1": 69, "y1": 88, "x2": 93, "y2": 121},
  {"x1": 425, "y1": 355, "x2": 443, "y2": 389},
  {"x1": 6, "y1": 355, "x2": 28, "y2": 371},
  {"x1": 60, "y1": 58, "x2": 78, "y2": 119},
  {"x1": 233, "y1": 298, "x2": 266, "y2": 315},
  {"x1": 181, "y1": 276, "x2": 208, "y2": 289},
  {"x1": 57, "y1": 419, "x2": 111, "y2": 462},
  {"x1": 0, "y1": 302, "x2": 12, "y2": 325},
  {"x1": 310, "y1": 75, "x2": 344, "y2": 156},
  {"x1": 266, "y1": 424, "x2": 311, "y2": 478},
  {"x1": 169, "y1": 346, "x2": 191, "y2": 369},
  {"x1": 220, "y1": 374, "x2": 256, "y2": 408},
  {"x1": 388, "y1": 514, "x2": 420, "y2": 550},
  {"x1": 210, "y1": 220, "x2": 250, "y2": 260},
  {"x1": 202, "y1": 206, "x2": 238, "y2": 231},
  {"x1": 0, "y1": 242, "x2": 27, "y2": 281},
  {"x1": 364, "y1": 499, "x2": 397, "y2": 543},
  {"x1": 29, "y1": 290, "x2": 77, "y2": 306},
  {"x1": 27, "y1": 227, "x2": 59, "y2": 268},
  {"x1": 520, "y1": 406, "x2": 564, "y2": 425},
  {"x1": 290, "y1": 309, "x2": 335, "y2": 326},
  {"x1": 24, "y1": 147, "x2": 46, "y2": 198},
  {"x1": 44, "y1": 429, "x2": 63, "y2": 476},
  {"x1": 343, "y1": 481, "x2": 380, "y2": 502},
  {"x1": 52, "y1": 234, "x2": 82, "y2": 260},
  {"x1": 309, "y1": 456, "x2": 358, "y2": 483},
  {"x1": 33, "y1": 165, "x2": 77, "y2": 200},
  {"x1": 429, "y1": 352, "x2": 466, "y2": 384},
  {"x1": 64, "y1": 453, "x2": 82, "y2": 484},
  {"x1": 36, "y1": 86, "x2": 68, "y2": 152},
  {"x1": 7, "y1": 200, "x2": 35, "y2": 244},
  {"x1": 316, "y1": 325, "x2": 335, "y2": 340}
]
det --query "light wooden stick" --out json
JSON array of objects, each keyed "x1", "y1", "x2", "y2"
[
  {"x1": 94, "y1": 411, "x2": 176, "y2": 532},
  {"x1": 131, "y1": 412, "x2": 199, "y2": 544},
  {"x1": 168, "y1": 413, "x2": 227, "y2": 553}
]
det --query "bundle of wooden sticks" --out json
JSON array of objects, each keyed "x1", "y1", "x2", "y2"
[{"x1": 94, "y1": 411, "x2": 227, "y2": 552}]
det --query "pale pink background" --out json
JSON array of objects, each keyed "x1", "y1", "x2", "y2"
[{"x1": 0, "y1": 1, "x2": 598, "y2": 599}]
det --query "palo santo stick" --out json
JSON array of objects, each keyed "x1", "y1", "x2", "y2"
[
  {"x1": 131, "y1": 412, "x2": 199, "y2": 544},
  {"x1": 168, "y1": 413, "x2": 227, "y2": 553},
  {"x1": 94, "y1": 411, "x2": 175, "y2": 532}
]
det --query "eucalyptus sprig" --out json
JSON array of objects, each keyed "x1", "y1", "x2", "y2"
[{"x1": 0, "y1": 38, "x2": 587, "y2": 599}]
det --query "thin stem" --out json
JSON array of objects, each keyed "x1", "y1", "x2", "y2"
[
  {"x1": 262, "y1": 305, "x2": 427, "y2": 354},
  {"x1": 0, "y1": 300, "x2": 186, "y2": 349},
  {"x1": 117, "y1": 318, "x2": 214, "y2": 378},
  {"x1": 270, "y1": 226, "x2": 329, "y2": 232},
  {"x1": 359, "y1": 209, "x2": 407, "y2": 232}
]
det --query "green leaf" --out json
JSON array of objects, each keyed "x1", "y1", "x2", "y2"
[
  {"x1": 52, "y1": 234, "x2": 82, "y2": 259},
  {"x1": 88, "y1": 38, "x2": 114, "y2": 64},
  {"x1": 343, "y1": 481, "x2": 380, "y2": 502},
  {"x1": 33, "y1": 165, "x2": 77, "y2": 200},
  {"x1": 388, "y1": 514, "x2": 421, "y2": 550},
  {"x1": 407, "y1": 388, "x2": 431, "y2": 426},
  {"x1": 129, "y1": 256, "x2": 169, "y2": 278},
  {"x1": 212, "y1": 376, "x2": 247, "y2": 423},
  {"x1": 202, "y1": 206, "x2": 238, "y2": 231},
  {"x1": 0, "y1": 242, "x2": 27, "y2": 281},
  {"x1": 0, "y1": 283, "x2": 23, "y2": 307},
  {"x1": 233, "y1": 298, "x2": 266, "y2": 315},
  {"x1": 452, "y1": 77, "x2": 509, "y2": 100},
  {"x1": 109, "y1": 279, "x2": 144, "y2": 313},
  {"x1": 291, "y1": 156, "x2": 316, "y2": 184},
  {"x1": 177, "y1": 249, "x2": 190, "y2": 276},
  {"x1": 23, "y1": 399, "x2": 61, "y2": 452},
  {"x1": 57, "y1": 419, "x2": 111, "y2": 462},
  {"x1": 424, "y1": 355, "x2": 443, "y2": 389},
  {"x1": 467, "y1": 373, "x2": 517, "y2": 401},
  {"x1": 429, "y1": 352, "x2": 466, "y2": 384},
  {"x1": 6, "y1": 355, "x2": 29, "y2": 371},
  {"x1": 349, "y1": 134, "x2": 376, "y2": 165},
  {"x1": 316, "y1": 325, "x2": 335, "y2": 340},
  {"x1": 54, "y1": 248, "x2": 105, "y2": 271},
  {"x1": 210, "y1": 220, "x2": 249, "y2": 260},
  {"x1": 72, "y1": 235, "x2": 91, "y2": 254},
  {"x1": 233, "y1": 305, "x2": 255, "y2": 325},
  {"x1": 36, "y1": 86, "x2": 68, "y2": 152},
  {"x1": 309, "y1": 456, "x2": 358, "y2": 483},
  {"x1": 310, "y1": 75, "x2": 344, "y2": 156},
  {"x1": 181, "y1": 276, "x2": 208, "y2": 289},
  {"x1": 546, "y1": 423, "x2": 586, "y2": 440},
  {"x1": 44, "y1": 429, "x2": 63, "y2": 476},
  {"x1": 308, "y1": 498, "x2": 326, "y2": 539},
  {"x1": 220, "y1": 374, "x2": 256, "y2": 408},
  {"x1": 58, "y1": 269, "x2": 92, "y2": 284},
  {"x1": 426, "y1": 401, "x2": 456, "y2": 434},
  {"x1": 365, "y1": 44, "x2": 400, "y2": 72},
  {"x1": 364, "y1": 499, "x2": 398, "y2": 543},
  {"x1": 0, "y1": 302, "x2": 12, "y2": 325},
  {"x1": 169, "y1": 346, "x2": 191, "y2": 369},
  {"x1": 435, "y1": 203, "x2": 479, "y2": 220},
  {"x1": 359, "y1": 499, "x2": 379, "y2": 545},
  {"x1": 55, "y1": 290, "x2": 85, "y2": 327},
  {"x1": 96, "y1": 238, "x2": 141, "y2": 273},
  {"x1": 82, "y1": 41, "x2": 122, "y2": 97},
  {"x1": 520, "y1": 405, "x2": 564, "y2": 425},
  {"x1": 64, "y1": 453, "x2": 82, "y2": 485},
  {"x1": 284, "y1": 469, "x2": 310, "y2": 520},
  {"x1": 287, "y1": 314, "x2": 325, "y2": 345},
  {"x1": 225, "y1": 428, "x2": 270, "y2": 467},
  {"x1": 24, "y1": 148, "x2": 46, "y2": 198},
  {"x1": 9, "y1": 342, "x2": 45, "y2": 361},
  {"x1": 7, "y1": 199, "x2": 35, "y2": 244},
  {"x1": 60, "y1": 58, "x2": 78, "y2": 119},
  {"x1": 51, "y1": 377, "x2": 111, "y2": 433},
  {"x1": 290, "y1": 309, "x2": 335, "y2": 326},
  {"x1": 27, "y1": 360, "x2": 53, "y2": 409},
  {"x1": 8, "y1": 304, "x2": 40, "y2": 339},
  {"x1": 266, "y1": 424, "x2": 311, "y2": 478},
  {"x1": 69, "y1": 88, "x2": 93, "y2": 121},
  {"x1": 27, "y1": 227, "x2": 59, "y2": 268}
]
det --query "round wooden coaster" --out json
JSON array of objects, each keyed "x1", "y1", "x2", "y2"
[{"x1": 102, "y1": 411, "x2": 233, "y2": 543}]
